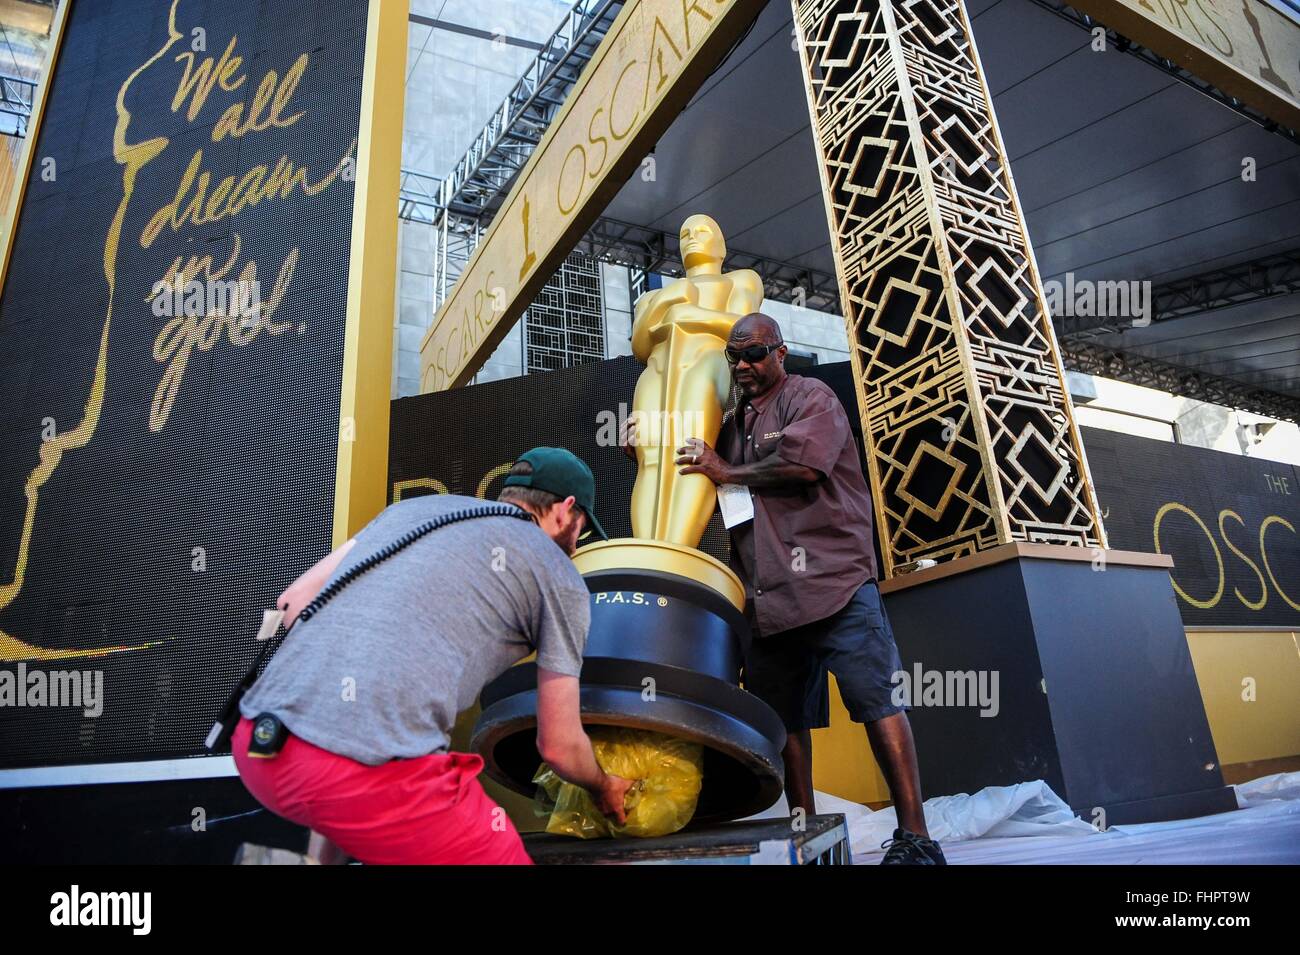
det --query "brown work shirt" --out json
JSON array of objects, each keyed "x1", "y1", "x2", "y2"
[{"x1": 717, "y1": 374, "x2": 878, "y2": 638}]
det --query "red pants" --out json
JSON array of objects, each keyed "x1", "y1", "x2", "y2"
[{"x1": 232, "y1": 717, "x2": 532, "y2": 865}]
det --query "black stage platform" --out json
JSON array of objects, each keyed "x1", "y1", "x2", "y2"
[{"x1": 523, "y1": 813, "x2": 851, "y2": 865}]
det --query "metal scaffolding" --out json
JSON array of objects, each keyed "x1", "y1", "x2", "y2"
[
  {"x1": 1062, "y1": 340, "x2": 1300, "y2": 422},
  {"x1": 419, "y1": 0, "x2": 624, "y2": 312},
  {"x1": 0, "y1": 75, "x2": 36, "y2": 137},
  {"x1": 1057, "y1": 250, "x2": 1300, "y2": 340},
  {"x1": 524, "y1": 252, "x2": 606, "y2": 373},
  {"x1": 572, "y1": 216, "x2": 842, "y2": 313}
]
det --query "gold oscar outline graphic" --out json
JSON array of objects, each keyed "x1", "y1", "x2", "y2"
[
  {"x1": 2, "y1": 1, "x2": 362, "y2": 662},
  {"x1": 0, "y1": 3, "x2": 186, "y2": 662}
]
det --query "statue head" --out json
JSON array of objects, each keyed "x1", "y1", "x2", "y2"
[{"x1": 679, "y1": 214, "x2": 726, "y2": 274}]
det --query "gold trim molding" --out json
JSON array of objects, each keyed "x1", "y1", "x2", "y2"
[
  {"x1": 879, "y1": 542, "x2": 1173, "y2": 595},
  {"x1": 573, "y1": 537, "x2": 747, "y2": 611}
]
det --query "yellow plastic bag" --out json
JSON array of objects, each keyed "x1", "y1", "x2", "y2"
[{"x1": 532, "y1": 727, "x2": 704, "y2": 839}]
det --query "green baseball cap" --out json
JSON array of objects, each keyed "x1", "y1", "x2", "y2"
[{"x1": 504, "y1": 447, "x2": 609, "y2": 542}]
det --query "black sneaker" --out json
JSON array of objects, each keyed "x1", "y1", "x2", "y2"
[{"x1": 880, "y1": 828, "x2": 947, "y2": 865}]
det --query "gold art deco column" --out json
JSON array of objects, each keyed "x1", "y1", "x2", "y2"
[
  {"x1": 790, "y1": 0, "x2": 1236, "y2": 823},
  {"x1": 792, "y1": 0, "x2": 1106, "y2": 576}
]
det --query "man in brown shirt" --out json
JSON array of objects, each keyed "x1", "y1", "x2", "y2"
[{"x1": 674, "y1": 312, "x2": 944, "y2": 865}]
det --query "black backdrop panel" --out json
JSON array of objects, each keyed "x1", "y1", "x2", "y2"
[
  {"x1": 0, "y1": 0, "x2": 367, "y2": 768},
  {"x1": 388, "y1": 356, "x2": 882, "y2": 577},
  {"x1": 390, "y1": 357, "x2": 727, "y2": 553},
  {"x1": 1082, "y1": 427, "x2": 1300, "y2": 629},
  {"x1": 391, "y1": 359, "x2": 1300, "y2": 633}
]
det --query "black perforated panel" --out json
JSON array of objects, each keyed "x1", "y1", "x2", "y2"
[
  {"x1": 387, "y1": 357, "x2": 884, "y2": 576},
  {"x1": 0, "y1": 0, "x2": 367, "y2": 768},
  {"x1": 389, "y1": 357, "x2": 1300, "y2": 633},
  {"x1": 1081, "y1": 427, "x2": 1300, "y2": 629}
]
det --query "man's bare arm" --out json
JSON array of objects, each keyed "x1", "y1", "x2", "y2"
[
  {"x1": 536, "y1": 668, "x2": 633, "y2": 823},
  {"x1": 718, "y1": 453, "x2": 820, "y2": 488},
  {"x1": 276, "y1": 538, "x2": 357, "y2": 628},
  {"x1": 676, "y1": 441, "x2": 820, "y2": 489}
]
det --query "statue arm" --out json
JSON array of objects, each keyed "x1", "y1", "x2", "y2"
[
  {"x1": 632, "y1": 285, "x2": 693, "y2": 361},
  {"x1": 631, "y1": 289, "x2": 658, "y2": 362},
  {"x1": 726, "y1": 269, "x2": 765, "y2": 317}
]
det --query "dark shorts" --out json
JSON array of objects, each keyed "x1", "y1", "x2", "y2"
[{"x1": 743, "y1": 580, "x2": 905, "y2": 732}]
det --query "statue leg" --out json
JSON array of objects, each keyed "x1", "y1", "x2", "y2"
[
  {"x1": 630, "y1": 351, "x2": 666, "y2": 540},
  {"x1": 657, "y1": 348, "x2": 728, "y2": 546}
]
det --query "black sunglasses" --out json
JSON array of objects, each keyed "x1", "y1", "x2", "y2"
[{"x1": 725, "y1": 341, "x2": 784, "y2": 365}]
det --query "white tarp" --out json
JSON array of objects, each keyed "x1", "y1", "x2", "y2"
[
  {"x1": 748, "y1": 779, "x2": 1095, "y2": 855},
  {"x1": 1234, "y1": 771, "x2": 1300, "y2": 807},
  {"x1": 747, "y1": 772, "x2": 1300, "y2": 863}
]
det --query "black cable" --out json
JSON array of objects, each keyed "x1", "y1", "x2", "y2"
[
  {"x1": 298, "y1": 503, "x2": 532, "y2": 623},
  {"x1": 206, "y1": 502, "x2": 534, "y2": 751}
]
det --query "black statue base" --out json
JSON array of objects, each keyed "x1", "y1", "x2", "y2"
[
  {"x1": 880, "y1": 544, "x2": 1237, "y2": 826},
  {"x1": 472, "y1": 562, "x2": 786, "y2": 823}
]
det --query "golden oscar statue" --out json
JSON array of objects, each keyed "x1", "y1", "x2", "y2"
[
  {"x1": 573, "y1": 213, "x2": 761, "y2": 611},
  {"x1": 629, "y1": 213, "x2": 763, "y2": 547}
]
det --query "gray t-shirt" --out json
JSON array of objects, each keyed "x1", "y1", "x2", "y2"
[{"x1": 240, "y1": 494, "x2": 590, "y2": 764}]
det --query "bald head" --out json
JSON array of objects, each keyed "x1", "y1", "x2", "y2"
[
  {"x1": 730, "y1": 312, "x2": 783, "y2": 347},
  {"x1": 728, "y1": 313, "x2": 787, "y2": 399}
]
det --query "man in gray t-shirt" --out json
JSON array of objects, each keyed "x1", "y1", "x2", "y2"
[{"x1": 232, "y1": 448, "x2": 632, "y2": 865}]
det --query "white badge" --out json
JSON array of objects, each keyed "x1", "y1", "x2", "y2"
[
  {"x1": 717, "y1": 483, "x2": 755, "y2": 528},
  {"x1": 256, "y1": 608, "x2": 286, "y2": 642}
]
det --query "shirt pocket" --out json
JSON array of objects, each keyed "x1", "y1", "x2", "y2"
[{"x1": 751, "y1": 430, "x2": 782, "y2": 460}]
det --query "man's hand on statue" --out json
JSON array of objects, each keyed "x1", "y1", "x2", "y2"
[
  {"x1": 619, "y1": 415, "x2": 638, "y2": 460},
  {"x1": 676, "y1": 438, "x2": 730, "y2": 484}
]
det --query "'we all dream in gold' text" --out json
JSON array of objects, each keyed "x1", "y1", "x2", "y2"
[{"x1": 140, "y1": 34, "x2": 357, "y2": 431}]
